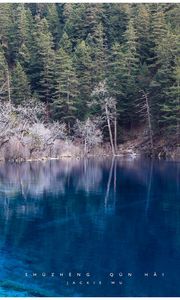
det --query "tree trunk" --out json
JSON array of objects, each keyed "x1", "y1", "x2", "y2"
[
  {"x1": 176, "y1": 81, "x2": 179, "y2": 148},
  {"x1": 105, "y1": 104, "x2": 115, "y2": 156},
  {"x1": 67, "y1": 122, "x2": 71, "y2": 135},
  {"x1": 145, "y1": 160, "x2": 153, "y2": 214},
  {"x1": 0, "y1": 138, "x2": 9, "y2": 149},
  {"x1": 105, "y1": 157, "x2": 115, "y2": 209},
  {"x1": 114, "y1": 116, "x2": 117, "y2": 154},
  {"x1": 143, "y1": 90, "x2": 154, "y2": 156},
  {"x1": 84, "y1": 138, "x2": 87, "y2": 155},
  {"x1": 113, "y1": 159, "x2": 117, "y2": 208},
  {"x1": 6, "y1": 67, "x2": 11, "y2": 107}
]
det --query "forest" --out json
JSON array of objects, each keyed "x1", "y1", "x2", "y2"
[{"x1": 0, "y1": 3, "x2": 179, "y2": 160}]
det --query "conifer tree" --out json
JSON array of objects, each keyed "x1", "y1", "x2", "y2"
[
  {"x1": 86, "y1": 22, "x2": 108, "y2": 85},
  {"x1": 83, "y1": 4, "x2": 103, "y2": 36},
  {"x1": 59, "y1": 32, "x2": 72, "y2": 54},
  {"x1": 108, "y1": 42, "x2": 126, "y2": 98},
  {"x1": 30, "y1": 17, "x2": 55, "y2": 106},
  {"x1": 160, "y1": 58, "x2": 180, "y2": 139},
  {"x1": 52, "y1": 47, "x2": 79, "y2": 127},
  {"x1": 123, "y1": 19, "x2": 139, "y2": 80},
  {"x1": 63, "y1": 4, "x2": 86, "y2": 44},
  {"x1": 14, "y1": 4, "x2": 33, "y2": 67},
  {"x1": 46, "y1": 4, "x2": 60, "y2": 48},
  {"x1": 11, "y1": 62, "x2": 31, "y2": 104},
  {"x1": 0, "y1": 4, "x2": 12, "y2": 50},
  {"x1": 149, "y1": 5, "x2": 168, "y2": 68},
  {"x1": 107, "y1": 42, "x2": 126, "y2": 127},
  {"x1": 150, "y1": 26, "x2": 178, "y2": 131},
  {"x1": 0, "y1": 46, "x2": 9, "y2": 101},
  {"x1": 122, "y1": 19, "x2": 140, "y2": 125},
  {"x1": 74, "y1": 40, "x2": 93, "y2": 118},
  {"x1": 134, "y1": 4, "x2": 151, "y2": 63},
  {"x1": 102, "y1": 3, "x2": 128, "y2": 46},
  {"x1": 0, "y1": 2, "x2": 179, "y2": 146}
]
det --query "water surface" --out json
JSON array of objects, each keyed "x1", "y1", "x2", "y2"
[{"x1": 0, "y1": 158, "x2": 179, "y2": 296}]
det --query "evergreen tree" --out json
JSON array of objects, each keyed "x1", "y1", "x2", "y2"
[
  {"x1": 11, "y1": 62, "x2": 31, "y2": 104},
  {"x1": 102, "y1": 3, "x2": 128, "y2": 46},
  {"x1": 46, "y1": 4, "x2": 60, "y2": 48},
  {"x1": 149, "y1": 5, "x2": 168, "y2": 68},
  {"x1": 63, "y1": 4, "x2": 86, "y2": 44},
  {"x1": 151, "y1": 5, "x2": 168, "y2": 45},
  {"x1": 74, "y1": 40, "x2": 93, "y2": 118},
  {"x1": 0, "y1": 4, "x2": 12, "y2": 51},
  {"x1": 83, "y1": 4, "x2": 103, "y2": 36},
  {"x1": 150, "y1": 25, "x2": 178, "y2": 131},
  {"x1": 14, "y1": 4, "x2": 33, "y2": 67},
  {"x1": 122, "y1": 19, "x2": 140, "y2": 126},
  {"x1": 30, "y1": 17, "x2": 55, "y2": 105},
  {"x1": 0, "y1": 46, "x2": 9, "y2": 101},
  {"x1": 0, "y1": 2, "x2": 179, "y2": 146},
  {"x1": 160, "y1": 58, "x2": 180, "y2": 138},
  {"x1": 52, "y1": 47, "x2": 79, "y2": 127},
  {"x1": 134, "y1": 4, "x2": 152, "y2": 63},
  {"x1": 107, "y1": 42, "x2": 126, "y2": 125},
  {"x1": 86, "y1": 22, "x2": 108, "y2": 85},
  {"x1": 123, "y1": 19, "x2": 139, "y2": 80},
  {"x1": 108, "y1": 42, "x2": 126, "y2": 97},
  {"x1": 59, "y1": 32, "x2": 72, "y2": 54}
]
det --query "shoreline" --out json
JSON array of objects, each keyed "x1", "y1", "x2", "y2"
[
  {"x1": 0, "y1": 137, "x2": 179, "y2": 163},
  {"x1": 0, "y1": 152, "x2": 179, "y2": 164}
]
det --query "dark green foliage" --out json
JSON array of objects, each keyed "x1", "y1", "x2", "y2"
[
  {"x1": 74, "y1": 40, "x2": 93, "y2": 118},
  {"x1": 52, "y1": 47, "x2": 79, "y2": 125},
  {"x1": 59, "y1": 32, "x2": 72, "y2": 54},
  {"x1": 0, "y1": 4, "x2": 13, "y2": 53},
  {"x1": 160, "y1": 58, "x2": 180, "y2": 137},
  {"x1": 0, "y1": 46, "x2": 9, "y2": 101},
  {"x1": 0, "y1": 3, "x2": 179, "y2": 142},
  {"x1": 11, "y1": 62, "x2": 31, "y2": 104},
  {"x1": 30, "y1": 17, "x2": 55, "y2": 105}
]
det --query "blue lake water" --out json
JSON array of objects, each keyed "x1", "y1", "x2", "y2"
[{"x1": 0, "y1": 158, "x2": 179, "y2": 296}]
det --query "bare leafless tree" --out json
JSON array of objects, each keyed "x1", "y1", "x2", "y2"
[
  {"x1": 74, "y1": 117, "x2": 102, "y2": 155},
  {"x1": 136, "y1": 90, "x2": 154, "y2": 155},
  {"x1": 0, "y1": 100, "x2": 67, "y2": 160},
  {"x1": 91, "y1": 81, "x2": 117, "y2": 156}
]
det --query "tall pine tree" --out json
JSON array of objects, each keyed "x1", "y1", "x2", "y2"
[
  {"x1": 30, "y1": 17, "x2": 55, "y2": 107},
  {"x1": 11, "y1": 62, "x2": 31, "y2": 104},
  {"x1": 52, "y1": 46, "x2": 79, "y2": 127},
  {"x1": 74, "y1": 40, "x2": 93, "y2": 118},
  {"x1": 0, "y1": 46, "x2": 9, "y2": 102}
]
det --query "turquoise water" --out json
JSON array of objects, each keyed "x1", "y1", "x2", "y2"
[{"x1": 0, "y1": 158, "x2": 179, "y2": 296}]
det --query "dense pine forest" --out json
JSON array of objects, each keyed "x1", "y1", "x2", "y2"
[{"x1": 0, "y1": 3, "x2": 179, "y2": 160}]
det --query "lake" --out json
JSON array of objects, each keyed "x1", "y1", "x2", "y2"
[{"x1": 0, "y1": 158, "x2": 179, "y2": 296}]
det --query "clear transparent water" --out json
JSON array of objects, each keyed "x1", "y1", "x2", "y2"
[{"x1": 0, "y1": 158, "x2": 179, "y2": 296}]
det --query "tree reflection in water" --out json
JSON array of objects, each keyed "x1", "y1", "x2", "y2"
[{"x1": 0, "y1": 158, "x2": 179, "y2": 296}]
